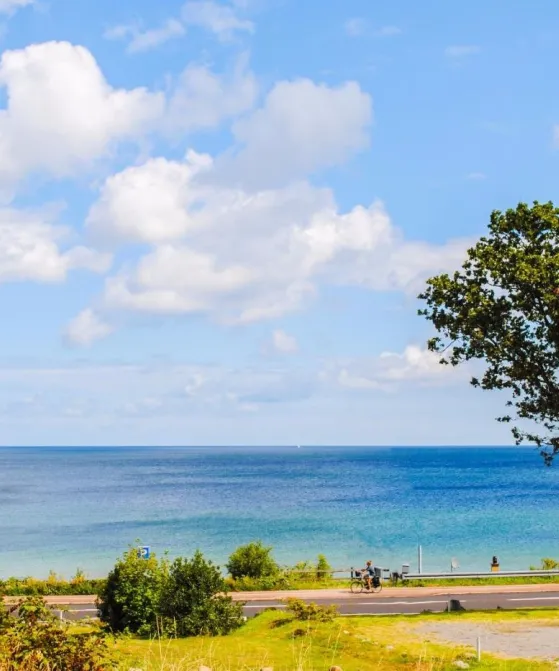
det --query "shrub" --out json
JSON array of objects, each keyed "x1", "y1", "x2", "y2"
[
  {"x1": 159, "y1": 551, "x2": 244, "y2": 637},
  {"x1": 285, "y1": 598, "x2": 338, "y2": 622},
  {"x1": 316, "y1": 554, "x2": 333, "y2": 580},
  {"x1": 226, "y1": 541, "x2": 279, "y2": 580},
  {"x1": 530, "y1": 558, "x2": 559, "y2": 570},
  {"x1": 285, "y1": 560, "x2": 313, "y2": 583},
  {"x1": 228, "y1": 573, "x2": 291, "y2": 591},
  {"x1": 0, "y1": 596, "x2": 117, "y2": 670},
  {"x1": 97, "y1": 545, "x2": 168, "y2": 636}
]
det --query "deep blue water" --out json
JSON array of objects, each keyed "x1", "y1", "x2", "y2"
[{"x1": 1, "y1": 446, "x2": 558, "y2": 578}]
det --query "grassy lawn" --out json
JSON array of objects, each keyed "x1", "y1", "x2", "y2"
[
  {"x1": 227, "y1": 576, "x2": 559, "y2": 591},
  {"x1": 115, "y1": 609, "x2": 559, "y2": 671}
]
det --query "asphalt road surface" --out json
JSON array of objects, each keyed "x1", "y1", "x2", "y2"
[{"x1": 31, "y1": 589, "x2": 559, "y2": 622}]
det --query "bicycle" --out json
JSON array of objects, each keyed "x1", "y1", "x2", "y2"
[{"x1": 350, "y1": 571, "x2": 382, "y2": 594}]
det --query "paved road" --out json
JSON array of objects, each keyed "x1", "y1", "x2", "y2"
[
  {"x1": 11, "y1": 585, "x2": 559, "y2": 621},
  {"x1": 238, "y1": 591, "x2": 559, "y2": 617}
]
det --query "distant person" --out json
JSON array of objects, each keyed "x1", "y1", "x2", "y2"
[{"x1": 491, "y1": 555, "x2": 499, "y2": 572}]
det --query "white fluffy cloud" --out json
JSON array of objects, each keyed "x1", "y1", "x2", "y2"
[
  {"x1": 0, "y1": 41, "x2": 164, "y2": 187},
  {"x1": 0, "y1": 42, "x2": 465, "y2": 345},
  {"x1": 221, "y1": 78, "x2": 372, "y2": 188},
  {"x1": 79, "y1": 149, "x2": 469, "y2": 331},
  {"x1": 271, "y1": 330, "x2": 298, "y2": 354},
  {"x1": 104, "y1": 245, "x2": 254, "y2": 314},
  {"x1": 336, "y1": 345, "x2": 462, "y2": 391},
  {"x1": 0, "y1": 40, "x2": 258, "y2": 202},
  {"x1": 86, "y1": 151, "x2": 212, "y2": 244},
  {"x1": 0, "y1": 207, "x2": 111, "y2": 283},
  {"x1": 64, "y1": 309, "x2": 113, "y2": 346}
]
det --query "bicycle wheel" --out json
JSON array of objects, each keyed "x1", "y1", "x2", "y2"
[
  {"x1": 350, "y1": 579, "x2": 364, "y2": 594},
  {"x1": 372, "y1": 582, "x2": 382, "y2": 594}
]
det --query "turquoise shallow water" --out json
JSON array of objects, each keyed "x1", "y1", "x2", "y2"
[{"x1": 1, "y1": 446, "x2": 558, "y2": 578}]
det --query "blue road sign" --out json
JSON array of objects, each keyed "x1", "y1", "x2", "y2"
[{"x1": 138, "y1": 546, "x2": 150, "y2": 560}]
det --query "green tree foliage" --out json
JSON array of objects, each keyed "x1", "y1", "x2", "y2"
[
  {"x1": 98, "y1": 546, "x2": 245, "y2": 639},
  {"x1": 0, "y1": 596, "x2": 117, "y2": 670},
  {"x1": 316, "y1": 554, "x2": 332, "y2": 580},
  {"x1": 226, "y1": 540, "x2": 279, "y2": 580},
  {"x1": 419, "y1": 201, "x2": 559, "y2": 464},
  {"x1": 97, "y1": 545, "x2": 168, "y2": 636},
  {"x1": 159, "y1": 551, "x2": 244, "y2": 637}
]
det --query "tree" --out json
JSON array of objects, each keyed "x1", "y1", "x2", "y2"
[
  {"x1": 316, "y1": 554, "x2": 332, "y2": 580},
  {"x1": 159, "y1": 551, "x2": 244, "y2": 637},
  {"x1": 419, "y1": 201, "x2": 559, "y2": 464},
  {"x1": 97, "y1": 545, "x2": 168, "y2": 636},
  {"x1": 226, "y1": 541, "x2": 279, "y2": 580}
]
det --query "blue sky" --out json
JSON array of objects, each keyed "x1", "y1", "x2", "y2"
[{"x1": 0, "y1": 0, "x2": 554, "y2": 445}]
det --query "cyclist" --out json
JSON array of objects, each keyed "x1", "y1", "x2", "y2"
[{"x1": 363, "y1": 560, "x2": 375, "y2": 589}]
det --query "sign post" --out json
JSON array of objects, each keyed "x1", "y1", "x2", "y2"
[{"x1": 138, "y1": 546, "x2": 150, "y2": 560}]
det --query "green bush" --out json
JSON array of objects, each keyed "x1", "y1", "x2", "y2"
[
  {"x1": 530, "y1": 557, "x2": 559, "y2": 570},
  {"x1": 226, "y1": 541, "x2": 279, "y2": 580},
  {"x1": 0, "y1": 596, "x2": 117, "y2": 670},
  {"x1": 159, "y1": 551, "x2": 244, "y2": 637},
  {"x1": 97, "y1": 546, "x2": 168, "y2": 636},
  {"x1": 285, "y1": 598, "x2": 338, "y2": 622}
]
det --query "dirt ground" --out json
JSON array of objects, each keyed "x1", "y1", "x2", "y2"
[{"x1": 418, "y1": 620, "x2": 559, "y2": 661}]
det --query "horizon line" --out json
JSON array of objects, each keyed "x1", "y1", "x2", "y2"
[{"x1": 0, "y1": 444, "x2": 527, "y2": 449}]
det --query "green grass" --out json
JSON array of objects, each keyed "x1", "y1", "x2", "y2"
[
  {"x1": 403, "y1": 576, "x2": 559, "y2": 588},
  {"x1": 115, "y1": 609, "x2": 559, "y2": 670}
]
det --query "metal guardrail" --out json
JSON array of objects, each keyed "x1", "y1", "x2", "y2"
[
  {"x1": 280, "y1": 567, "x2": 391, "y2": 578},
  {"x1": 280, "y1": 567, "x2": 559, "y2": 581},
  {"x1": 403, "y1": 570, "x2": 559, "y2": 580}
]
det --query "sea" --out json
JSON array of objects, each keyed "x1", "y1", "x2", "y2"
[{"x1": 1, "y1": 446, "x2": 558, "y2": 579}]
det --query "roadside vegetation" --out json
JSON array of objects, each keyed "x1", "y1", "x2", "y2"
[
  {"x1": 0, "y1": 570, "x2": 106, "y2": 597},
  {"x1": 4, "y1": 597, "x2": 557, "y2": 670},
  {"x1": 0, "y1": 596, "x2": 118, "y2": 670},
  {"x1": 3, "y1": 542, "x2": 559, "y2": 669},
  {"x1": 3, "y1": 546, "x2": 559, "y2": 596}
]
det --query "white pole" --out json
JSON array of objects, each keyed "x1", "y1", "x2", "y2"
[
  {"x1": 476, "y1": 636, "x2": 481, "y2": 661},
  {"x1": 418, "y1": 544, "x2": 423, "y2": 574}
]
